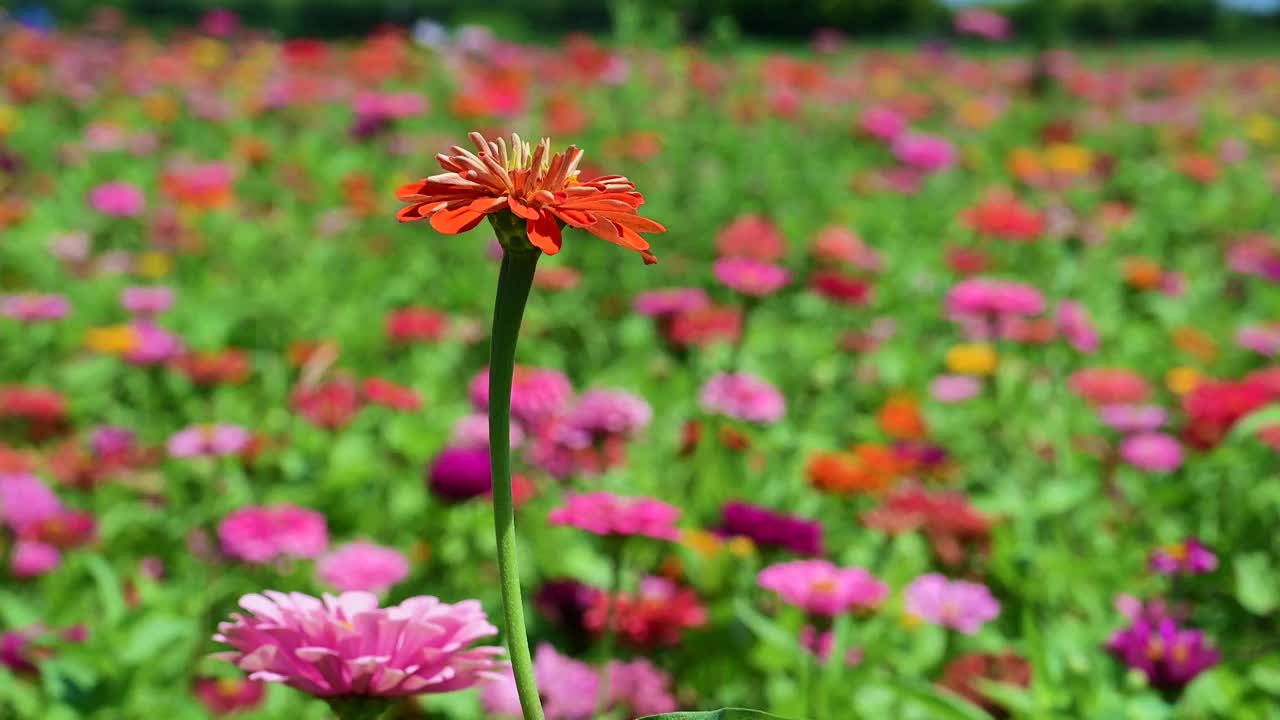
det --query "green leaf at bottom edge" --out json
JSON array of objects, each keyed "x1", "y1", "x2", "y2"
[{"x1": 638, "y1": 709, "x2": 794, "y2": 720}]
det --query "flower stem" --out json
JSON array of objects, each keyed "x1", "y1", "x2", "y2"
[
  {"x1": 326, "y1": 697, "x2": 391, "y2": 720},
  {"x1": 595, "y1": 539, "x2": 627, "y2": 715},
  {"x1": 488, "y1": 245, "x2": 545, "y2": 720}
]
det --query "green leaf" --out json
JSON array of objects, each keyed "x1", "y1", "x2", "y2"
[
  {"x1": 638, "y1": 710, "x2": 793, "y2": 720},
  {"x1": 1234, "y1": 552, "x2": 1279, "y2": 615},
  {"x1": 887, "y1": 680, "x2": 995, "y2": 720},
  {"x1": 1229, "y1": 404, "x2": 1280, "y2": 440},
  {"x1": 81, "y1": 555, "x2": 126, "y2": 624},
  {"x1": 121, "y1": 615, "x2": 195, "y2": 665}
]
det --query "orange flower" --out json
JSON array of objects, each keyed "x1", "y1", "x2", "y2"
[
  {"x1": 1123, "y1": 257, "x2": 1164, "y2": 291},
  {"x1": 396, "y1": 132, "x2": 665, "y2": 264},
  {"x1": 1172, "y1": 326, "x2": 1218, "y2": 364},
  {"x1": 806, "y1": 444, "x2": 902, "y2": 495},
  {"x1": 878, "y1": 395, "x2": 926, "y2": 439}
]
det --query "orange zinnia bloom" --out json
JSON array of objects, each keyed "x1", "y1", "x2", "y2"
[{"x1": 396, "y1": 132, "x2": 665, "y2": 263}]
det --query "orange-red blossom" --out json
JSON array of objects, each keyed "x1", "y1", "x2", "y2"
[{"x1": 396, "y1": 131, "x2": 665, "y2": 264}]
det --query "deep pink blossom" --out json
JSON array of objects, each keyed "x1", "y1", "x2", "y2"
[
  {"x1": 548, "y1": 492, "x2": 681, "y2": 541},
  {"x1": 757, "y1": 560, "x2": 888, "y2": 616},
  {"x1": 316, "y1": 541, "x2": 410, "y2": 593},
  {"x1": 904, "y1": 574, "x2": 1000, "y2": 634},
  {"x1": 217, "y1": 505, "x2": 328, "y2": 564},
  {"x1": 700, "y1": 372, "x2": 786, "y2": 423}
]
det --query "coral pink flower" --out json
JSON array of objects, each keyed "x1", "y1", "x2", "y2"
[
  {"x1": 714, "y1": 257, "x2": 791, "y2": 296},
  {"x1": 904, "y1": 574, "x2": 1001, "y2": 634},
  {"x1": 385, "y1": 307, "x2": 449, "y2": 344},
  {"x1": 217, "y1": 505, "x2": 328, "y2": 564},
  {"x1": 666, "y1": 306, "x2": 742, "y2": 349},
  {"x1": 964, "y1": 195, "x2": 1044, "y2": 242},
  {"x1": 1, "y1": 293, "x2": 70, "y2": 322},
  {"x1": 892, "y1": 133, "x2": 957, "y2": 173},
  {"x1": 1120, "y1": 432, "x2": 1184, "y2": 472},
  {"x1": 548, "y1": 492, "x2": 681, "y2": 540},
  {"x1": 167, "y1": 424, "x2": 252, "y2": 458},
  {"x1": 715, "y1": 214, "x2": 787, "y2": 261},
  {"x1": 1069, "y1": 368, "x2": 1150, "y2": 406},
  {"x1": 397, "y1": 132, "x2": 664, "y2": 264},
  {"x1": 699, "y1": 372, "x2": 786, "y2": 424},
  {"x1": 361, "y1": 378, "x2": 422, "y2": 411},
  {"x1": 757, "y1": 559, "x2": 889, "y2": 616},
  {"x1": 316, "y1": 541, "x2": 410, "y2": 593},
  {"x1": 213, "y1": 591, "x2": 505, "y2": 698},
  {"x1": 810, "y1": 226, "x2": 881, "y2": 271},
  {"x1": 291, "y1": 379, "x2": 364, "y2": 430},
  {"x1": 88, "y1": 181, "x2": 145, "y2": 217}
]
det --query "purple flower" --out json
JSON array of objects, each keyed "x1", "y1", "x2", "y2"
[
  {"x1": 88, "y1": 181, "x2": 145, "y2": 217},
  {"x1": 1, "y1": 293, "x2": 70, "y2": 322},
  {"x1": 1057, "y1": 301, "x2": 1099, "y2": 353},
  {"x1": 427, "y1": 446, "x2": 492, "y2": 501},
  {"x1": 1119, "y1": 432, "x2": 1184, "y2": 473},
  {"x1": 892, "y1": 133, "x2": 957, "y2": 173},
  {"x1": 316, "y1": 541, "x2": 410, "y2": 593},
  {"x1": 757, "y1": 560, "x2": 888, "y2": 616},
  {"x1": 720, "y1": 500, "x2": 823, "y2": 556},
  {"x1": 1107, "y1": 605, "x2": 1218, "y2": 691},
  {"x1": 91, "y1": 426, "x2": 135, "y2": 458},
  {"x1": 700, "y1": 372, "x2": 786, "y2": 424},
  {"x1": 713, "y1": 257, "x2": 792, "y2": 297},
  {"x1": 930, "y1": 374, "x2": 982, "y2": 403},
  {"x1": 535, "y1": 579, "x2": 597, "y2": 635},
  {"x1": 1149, "y1": 538, "x2": 1217, "y2": 576},
  {"x1": 904, "y1": 573, "x2": 1001, "y2": 634},
  {"x1": 167, "y1": 424, "x2": 251, "y2": 458},
  {"x1": 632, "y1": 288, "x2": 710, "y2": 317},
  {"x1": 120, "y1": 286, "x2": 174, "y2": 316},
  {"x1": 1098, "y1": 404, "x2": 1167, "y2": 434}
]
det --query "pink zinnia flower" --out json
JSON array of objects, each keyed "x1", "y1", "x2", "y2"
[
  {"x1": 758, "y1": 560, "x2": 888, "y2": 616},
  {"x1": 904, "y1": 574, "x2": 1001, "y2": 634},
  {"x1": 633, "y1": 288, "x2": 710, "y2": 317},
  {"x1": 120, "y1": 286, "x2": 174, "y2": 316},
  {"x1": 470, "y1": 366, "x2": 573, "y2": 426},
  {"x1": 714, "y1": 257, "x2": 791, "y2": 296},
  {"x1": 699, "y1": 372, "x2": 786, "y2": 424},
  {"x1": 858, "y1": 107, "x2": 906, "y2": 143},
  {"x1": 715, "y1": 214, "x2": 787, "y2": 261},
  {"x1": 217, "y1": 504, "x2": 328, "y2": 564},
  {"x1": 1236, "y1": 323, "x2": 1280, "y2": 356},
  {"x1": 946, "y1": 278, "x2": 1046, "y2": 319},
  {"x1": 193, "y1": 676, "x2": 265, "y2": 716},
  {"x1": 954, "y1": 8, "x2": 1011, "y2": 41},
  {"x1": 168, "y1": 424, "x2": 252, "y2": 458},
  {"x1": 1150, "y1": 538, "x2": 1217, "y2": 576},
  {"x1": 482, "y1": 643, "x2": 599, "y2": 720},
  {"x1": 557, "y1": 389, "x2": 652, "y2": 446},
  {"x1": 892, "y1": 133, "x2": 957, "y2": 174},
  {"x1": 451, "y1": 413, "x2": 523, "y2": 449},
  {"x1": 930, "y1": 375, "x2": 982, "y2": 403},
  {"x1": 11, "y1": 540, "x2": 61, "y2": 578},
  {"x1": 88, "y1": 181, "x2": 145, "y2": 217},
  {"x1": 316, "y1": 541, "x2": 410, "y2": 593},
  {"x1": 0, "y1": 473, "x2": 63, "y2": 533},
  {"x1": 1057, "y1": 301, "x2": 1099, "y2": 353},
  {"x1": 125, "y1": 322, "x2": 184, "y2": 365},
  {"x1": 606, "y1": 657, "x2": 678, "y2": 716},
  {"x1": 1120, "y1": 432, "x2": 1184, "y2": 472},
  {"x1": 548, "y1": 492, "x2": 681, "y2": 541},
  {"x1": 801, "y1": 626, "x2": 863, "y2": 667},
  {"x1": 213, "y1": 591, "x2": 505, "y2": 698},
  {"x1": 1098, "y1": 404, "x2": 1167, "y2": 434},
  {"x1": 1, "y1": 293, "x2": 70, "y2": 322}
]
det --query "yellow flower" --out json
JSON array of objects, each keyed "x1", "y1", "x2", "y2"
[
  {"x1": 1008, "y1": 147, "x2": 1042, "y2": 181},
  {"x1": 1166, "y1": 366, "x2": 1202, "y2": 396},
  {"x1": 1045, "y1": 143, "x2": 1093, "y2": 175},
  {"x1": 0, "y1": 105, "x2": 16, "y2": 136},
  {"x1": 945, "y1": 344, "x2": 998, "y2": 375},
  {"x1": 681, "y1": 529, "x2": 723, "y2": 558},
  {"x1": 726, "y1": 536, "x2": 756, "y2": 558},
  {"x1": 1246, "y1": 114, "x2": 1277, "y2": 146},
  {"x1": 86, "y1": 325, "x2": 140, "y2": 354},
  {"x1": 190, "y1": 38, "x2": 228, "y2": 70},
  {"x1": 137, "y1": 252, "x2": 172, "y2": 279},
  {"x1": 142, "y1": 95, "x2": 180, "y2": 124}
]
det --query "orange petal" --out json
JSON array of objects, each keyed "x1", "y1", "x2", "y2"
[
  {"x1": 595, "y1": 212, "x2": 666, "y2": 234},
  {"x1": 429, "y1": 206, "x2": 486, "y2": 234},
  {"x1": 396, "y1": 181, "x2": 428, "y2": 201},
  {"x1": 469, "y1": 196, "x2": 508, "y2": 213},
  {"x1": 549, "y1": 208, "x2": 594, "y2": 228},
  {"x1": 396, "y1": 204, "x2": 426, "y2": 222},
  {"x1": 641, "y1": 250, "x2": 659, "y2": 265},
  {"x1": 615, "y1": 223, "x2": 651, "y2": 251},
  {"x1": 526, "y1": 212, "x2": 563, "y2": 255},
  {"x1": 507, "y1": 195, "x2": 540, "y2": 220}
]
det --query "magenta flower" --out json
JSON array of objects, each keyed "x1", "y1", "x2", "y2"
[
  {"x1": 1107, "y1": 604, "x2": 1218, "y2": 690},
  {"x1": 930, "y1": 374, "x2": 982, "y2": 403},
  {"x1": 427, "y1": 446, "x2": 492, "y2": 502},
  {"x1": 904, "y1": 574, "x2": 1001, "y2": 634},
  {"x1": 0, "y1": 473, "x2": 63, "y2": 533},
  {"x1": 548, "y1": 492, "x2": 681, "y2": 541},
  {"x1": 1098, "y1": 404, "x2": 1167, "y2": 434},
  {"x1": 558, "y1": 389, "x2": 652, "y2": 446},
  {"x1": 482, "y1": 643, "x2": 597, "y2": 719},
  {"x1": 954, "y1": 8, "x2": 1011, "y2": 40},
  {"x1": 720, "y1": 501, "x2": 824, "y2": 556},
  {"x1": 1, "y1": 293, "x2": 70, "y2": 322},
  {"x1": 633, "y1": 288, "x2": 710, "y2": 317},
  {"x1": 946, "y1": 278, "x2": 1046, "y2": 319},
  {"x1": 213, "y1": 591, "x2": 505, "y2": 699},
  {"x1": 1120, "y1": 432, "x2": 1184, "y2": 472},
  {"x1": 1057, "y1": 301, "x2": 1100, "y2": 353},
  {"x1": 713, "y1": 257, "x2": 792, "y2": 297},
  {"x1": 1236, "y1": 323, "x2": 1280, "y2": 356},
  {"x1": 699, "y1": 372, "x2": 786, "y2": 423},
  {"x1": 757, "y1": 560, "x2": 889, "y2": 616},
  {"x1": 217, "y1": 505, "x2": 328, "y2": 564},
  {"x1": 120, "y1": 286, "x2": 175, "y2": 316},
  {"x1": 88, "y1": 181, "x2": 145, "y2": 217},
  {"x1": 11, "y1": 540, "x2": 61, "y2": 578},
  {"x1": 91, "y1": 426, "x2": 136, "y2": 458},
  {"x1": 316, "y1": 541, "x2": 410, "y2": 593},
  {"x1": 892, "y1": 133, "x2": 957, "y2": 173},
  {"x1": 858, "y1": 106, "x2": 907, "y2": 143},
  {"x1": 168, "y1": 424, "x2": 252, "y2": 458},
  {"x1": 1150, "y1": 538, "x2": 1217, "y2": 576},
  {"x1": 469, "y1": 366, "x2": 572, "y2": 426},
  {"x1": 124, "y1": 322, "x2": 184, "y2": 365}
]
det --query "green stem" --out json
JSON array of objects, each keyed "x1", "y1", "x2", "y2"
[
  {"x1": 326, "y1": 696, "x2": 391, "y2": 720},
  {"x1": 595, "y1": 539, "x2": 627, "y2": 715},
  {"x1": 488, "y1": 245, "x2": 546, "y2": 720}
]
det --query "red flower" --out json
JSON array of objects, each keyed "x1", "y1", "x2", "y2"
[
  {"x1": 810, "y1": 270, "x2": 872, "y2": 305},
  {"x1": 963, "y1": 194, "x2": 1045, "y2": 242},
  {"x1": 585, "y1": 578, "x2": 707, "y2": 649},
  {"x1": 174, "y1": 350, "x2": 250, "y2": 386},
  {"x1": 939, "y1": 652, "x2": 1031, "y2": 719},
  {"x1": 362, "y1": 378, "x2": 422, "y2": 412},
  {"x1": 385, "y1": 307, "x2": 449, "y2": 344},
  {"x1": 290, "y1": 379, "x2": 364, "y2": 430},
  {"x1": 863, "y1": 486, "x2": 991, "y2": 567},
  {"x1": 664, "y1": 306, "x2": 743, "y2": 350},
  {"x1": 1182, "y1": 377, "x2": 1275, "y2": 450},
  {"x1": 397, "y1": 132, "x2": 665, "y2": 264}
]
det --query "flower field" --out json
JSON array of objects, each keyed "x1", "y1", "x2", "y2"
[{"x1": 3, "y1": 9, "x2": 1280, "y2": 720}]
